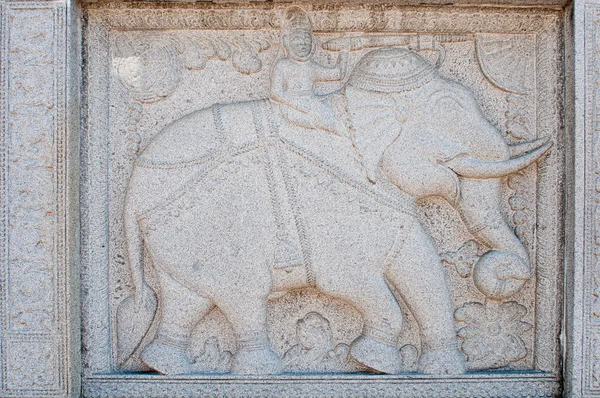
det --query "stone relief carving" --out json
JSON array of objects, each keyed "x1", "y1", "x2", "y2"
[
  {"x1": 505, "y1": 94, "x2": 533, "y2": 141},
  {"x1": 6, "y1": 6, "x2": 57, "y2": 333},
  {"x1": 191, "y1": 337, "x2": 232, "y2": 373},
  {"x1": 90, "y1": 6, "x2": 554, "y2": 34},
  {"x1": 475, "y1": 34, "x2": 535, "y2": 96},
  {"x1": 113, "y1": 5, "x2": 552, "y2": 375},
  {"x1": 271, "y1": 7, "x2": 348, "y2": 137},
  {"x1": 441, "y1": 240, "x2": 481, "y2": 279},
  {"x1": 112, "y1": 34, "x2": 182, "y2": 104},
  {"x1": 282, "y1": 312, "x2": 358, "y2": 373},
  {"x1": 5, "y1": 341, "x2": 57, "y2": 389},
  {"x1": 585, "y1": 7, "x2": 600, "y2": 393},
  {"x1": 0, "y1": 3, "x2": 69, "y2": 395},
  {"x1": 112, "y1": 31, "x2": 272, "y2": 105},
  {"x1": 455, "y1": 301, "x2": 532, "y2": 370}
]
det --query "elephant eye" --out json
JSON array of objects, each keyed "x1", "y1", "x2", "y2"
[
  {"x1": 435, "y1": 97, "x2": 465, "y2": 114},
  {"x1": 429, "y1": 91, "x2": 467, "y2": 115}
]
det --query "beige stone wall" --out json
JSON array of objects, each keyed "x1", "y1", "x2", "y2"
[{"x1": 0, "y1": 0, "x2": 594, "y2": 396}]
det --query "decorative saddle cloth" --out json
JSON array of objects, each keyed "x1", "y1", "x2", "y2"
[{"x1": 136, "y1": 98, "x2": 417, "y2": 289}]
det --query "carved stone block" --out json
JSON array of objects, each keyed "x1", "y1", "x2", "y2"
[
  {"x1": 12, "y1": 0, "x2": 600, "y2": 395},
  {"x1": 77, "y1": 3, "x2": 568, "y2": 396},
  {"x1": 0, "y1": 1, "x2": 76, "y2": 397}
]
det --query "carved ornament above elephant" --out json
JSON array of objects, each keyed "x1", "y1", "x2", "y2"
[{"x1": 117, "y1": 47, "x2": 551, "y2": 376}]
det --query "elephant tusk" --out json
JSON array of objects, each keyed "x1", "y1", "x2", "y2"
[
  {"x1": 508, "y1": 136, "x2": 551, "y2": 157},
  {"x1": 444, "y1": 141, "x2": 552, "y2": 179}
]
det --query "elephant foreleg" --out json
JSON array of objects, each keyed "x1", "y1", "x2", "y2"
[
  {"x1": 217, "y1": 296, "x2": 282, "y2": 375},
  {"x1": 386, "y1": 221, "x2": 466, "y2": 375},
  {"x1": 458, "y1": 178, "x2": 531, "y2": 299}
]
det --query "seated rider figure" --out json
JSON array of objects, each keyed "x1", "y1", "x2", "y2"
[{"x1": 270, "y1": 7, "x2": 348, "y2": 136}]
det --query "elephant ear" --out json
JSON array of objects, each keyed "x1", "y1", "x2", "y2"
[
  {"x1": 346, "y1": 86, "x2": 402, "y2": 183},
  {"x1": 116, "y1": 286, "x2": 158, "y2": 367}
]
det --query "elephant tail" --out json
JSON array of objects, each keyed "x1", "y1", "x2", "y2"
[
  {"x1": 117, "y1": 199, "x2": 158, "y2": 367},
  {"x1": 124, "y1": 202, "x2": 146, "y2": 298}
]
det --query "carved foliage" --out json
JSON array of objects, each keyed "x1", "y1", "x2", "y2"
[
  {"x1": 507, "y1": 172, "x2": 533, "y2": 247},
  {"x1": 89, "y1": 6, "x2": 555, "y2": 35},
  {"x1": 5, "y1": 7, "x2": 57, "y2": 333},
  {"x1": 505, "y1": 94, "x2": 532, "y2": 141},
  {"x1": 112, "y1": 32, "x2": 271, "y2": 104}
]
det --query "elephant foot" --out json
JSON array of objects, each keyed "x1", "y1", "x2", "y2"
[
  {"x1": 231, "y1": 331, "x2": 282, "y2": 375},
  {"x1": 231, "y1": 348, "x2": 282, "y2": 375},
  {"x1": 141, "y1": 339, "x2": 192, "y2": 375},
  {"x1": 350, "y1": 327, "x2": 402, "y2": 374},
  {"x1": 418, "y1": 339, "x2": 466, "y2": 375}
]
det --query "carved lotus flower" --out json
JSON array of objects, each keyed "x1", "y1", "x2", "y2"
[{"x1": 455, "y1": 301, "x2": 532, "y2": 370}]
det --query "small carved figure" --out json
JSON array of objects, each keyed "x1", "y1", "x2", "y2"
[
  {"x1": 191, "y1": 337, "x2": 232, "y2": 373},
  {"x1": 282, "y1": 312, "x2": 354, "y2": 373},
  {"x1": 270, "y1": 7, "x2": 348, "y2": 136}
]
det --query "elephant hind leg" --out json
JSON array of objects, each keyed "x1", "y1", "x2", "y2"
[
  {"x1": 141, "y1": 270, "x2": 215, "y2": 375},
  {"x1": 386, "y1": 222, "x2": 466, "y2": 375},
  {"x1": 216, "y1": 296, "x2": 282, "y2": 375}
]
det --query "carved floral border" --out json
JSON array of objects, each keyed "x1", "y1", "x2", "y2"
[
  {"x1": 81, "y1": 4, "x2": 564, "y2": 396},
  {"x1": 0, "y1": 1, "x2": 69, "y2": 397}
]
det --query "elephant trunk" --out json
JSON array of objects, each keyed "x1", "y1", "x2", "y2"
[{"x1": 457, "y1": 178, "x2": 531, "y2": 300}]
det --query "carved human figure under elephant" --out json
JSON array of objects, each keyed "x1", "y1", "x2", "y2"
[{"x1": 117, "y1": 46, "x2": 551, "y2": 376}]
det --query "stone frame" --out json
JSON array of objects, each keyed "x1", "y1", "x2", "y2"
[
  {"x1": 79, "y1": 3, "x2": 564, "y2": 397},
  {"x1": 0, "y1": 0, "x2": 598, "y2": 396},
  {"x1": 0, "y1": 1, "x2": 80, "y2": 397}
]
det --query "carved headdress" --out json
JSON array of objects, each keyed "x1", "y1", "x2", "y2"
[
  {"x1": 348, "y1": 47, "x2": 437, "y2": 92},
  {"x1": 282, "y1": 6, "x2": 312, "y2": 35}
]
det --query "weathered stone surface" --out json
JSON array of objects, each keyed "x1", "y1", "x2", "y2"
[
  {"x1": 0, "y1": 0, "x2": 79, "y2": 397},
  {"x1": 1, "y1": 0, "x2": 595, "y2": 396},
  {"x1": 76, "y1": 2, "x2": 565, "y2": 396}
]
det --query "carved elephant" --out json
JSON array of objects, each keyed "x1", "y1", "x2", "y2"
[
  {"x1": 119, "y1": 47, "x2": 549, "y2": 376},
  {"x1": 346, "y1": 47, "x2": 551, "y2": 300}
]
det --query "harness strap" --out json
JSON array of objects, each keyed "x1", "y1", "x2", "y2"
[{"x1": 251, "y1": 100, "x2": 315, "y2": 286}]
